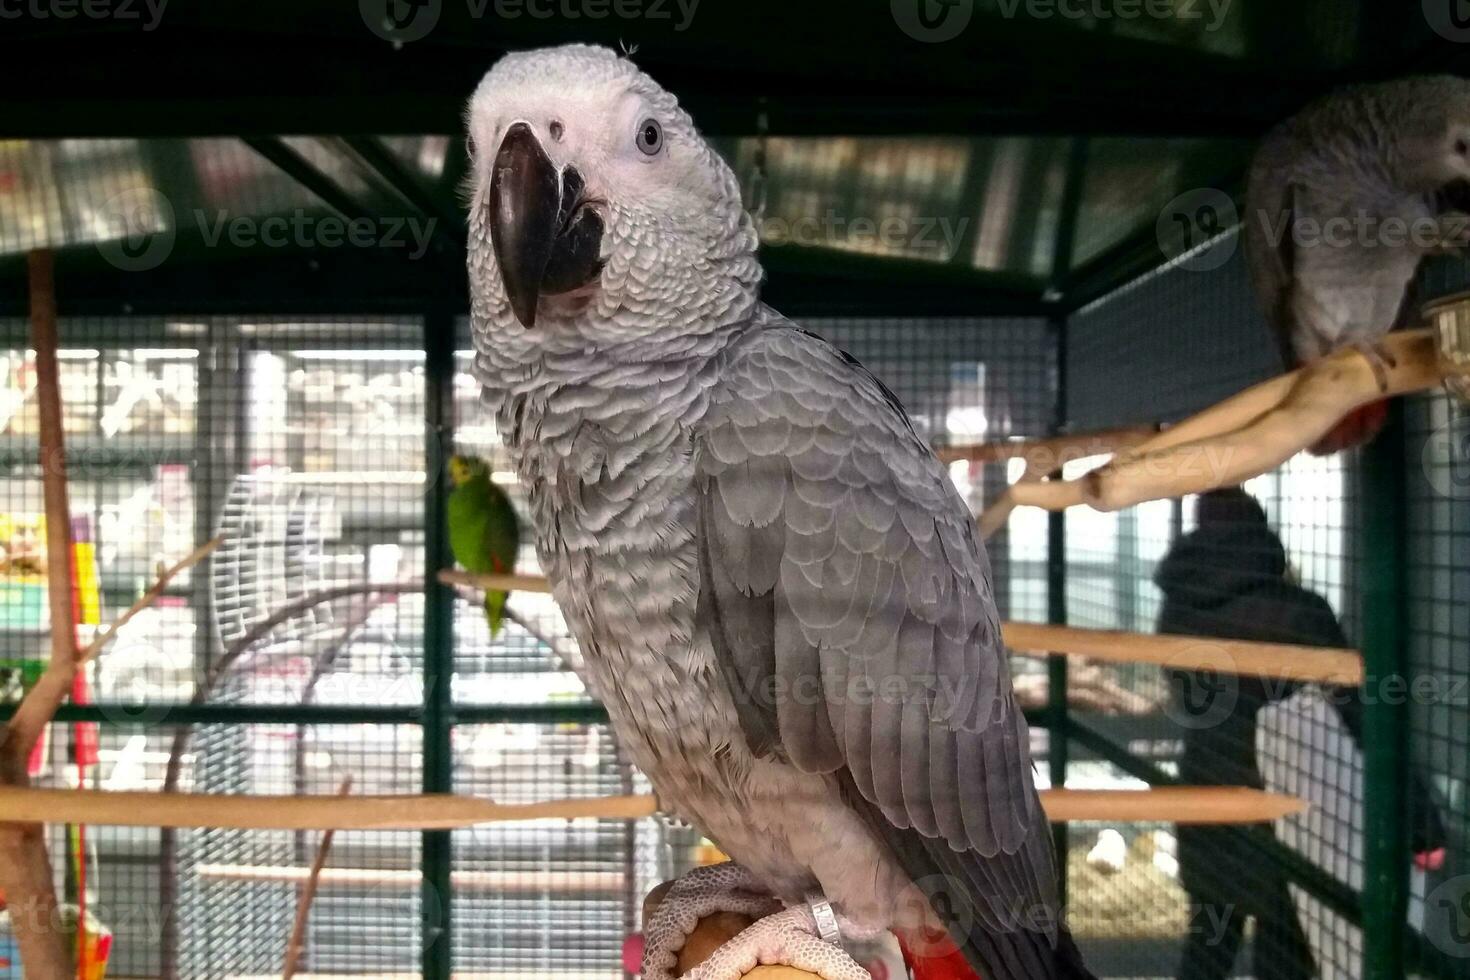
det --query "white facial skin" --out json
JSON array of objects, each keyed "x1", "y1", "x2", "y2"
[
  {"x1": 1437, "y1": 120, "x2": 1470, "y2": 184},
  {"x1": 464, "y1": 46, "x2": 759, "y2": 344}
]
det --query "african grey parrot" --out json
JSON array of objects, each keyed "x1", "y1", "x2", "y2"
[
  {"x1": 464, "y1": 44, "x2": 1092, "y2": 980},
  {"x1": 1244, "y1": 75, "x2": 1470, "y2": 454}
]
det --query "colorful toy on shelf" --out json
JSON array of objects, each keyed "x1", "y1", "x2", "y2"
[{"x1": 0, "y1": 904, "x2": 111, "y2": 980}]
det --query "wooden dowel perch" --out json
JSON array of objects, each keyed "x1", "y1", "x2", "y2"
[
  {"x1": 937, "y1": 425, "x2": 1160, "y2": 478},
  {"x1": 441, "y1": 569, "x2": 1362, "y2": 685},
  {"x1": 1003, "y1": 623, "x2": 1362, "y2": 685},
  {"x1": 439, "y1": 569, "x2": 553, "y2": 594},
  {"x1": 980, "y1": 329, "x2": 1457, "y2": 537},
  {"x1": 0, "y1": 786, "x2": 1303, "y2": 830},
  {"x1": 199, "y1": 865, "x2": 629, "y2": 893}
]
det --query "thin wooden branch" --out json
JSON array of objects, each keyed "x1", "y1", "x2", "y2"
[
  {"x1": 81, "y1": 536, "x2": 223, "y2": 662},
  {"x1": 1043, "y1": 786, "x2": 1305, "y2": 823},
  {"x1": 1003, "y1": 623, "x2": 1362, "y2": 686},
  {"x1": 0, "y1": 786, "x2": 1303, "y2": 829},
  {"x1": 0, "y1": 788, "x2": 661, "y2": 829},
  {"x1": 282, "y1": 777, "x2": 351, "y2": 980},
  {"x1": 0, "y1": 250, "x2": 73, "y2": 980},
  {"x1": 980, "y1": 329, "x2": 1449, "y2": 534},
  {"x1": 438, "y1": 569, "x2": 552, "y2": 594},
  {"x1": 199, "y1": 866, "x2": 627, "y2": 893},
  {"x1": 442, "y1": 570, "x2": 1361, "y2": 685},
  {"x1": 936, "y1": 425, "x2": 1159, "y2": 477},
  {"x1": 504, "y1": 606, "x2": 582, "y2": 674},
  {"x1": 159, "y1": 579, "x2": 419, "y2": 980}
]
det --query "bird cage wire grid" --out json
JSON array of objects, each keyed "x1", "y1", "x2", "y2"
[
  {"x1": 1058, "y1": 249, "x2": 1470, "y2": 979},
  {"x1": 3, "y1": 311, "x2": 1055, "y2": 978}
]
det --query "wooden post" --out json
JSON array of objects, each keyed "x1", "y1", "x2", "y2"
[{"x1": 0, "y1": 250, "x2": 74, "y2": 980}]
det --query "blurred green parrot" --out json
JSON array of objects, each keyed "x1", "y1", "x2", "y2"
[{"x1": 447, "y1": 455, "x2": 520, "y2": 637}]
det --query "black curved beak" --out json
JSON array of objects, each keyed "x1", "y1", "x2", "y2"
[{"x1": 489, "y1": 122, "x2": 605, "y2": 329}]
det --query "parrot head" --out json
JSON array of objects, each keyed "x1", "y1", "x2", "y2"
[
  {"x1": 465, "y1": 44, "x2": 760, "y2": 341},
  {"x1": 1386, "y1": 76, "x2": 1470, "y2": 189},
  {"x1": 448, "y1": 454, "x2": 491, "y2": 488}
]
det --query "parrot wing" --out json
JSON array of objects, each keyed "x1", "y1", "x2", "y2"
[
  {"x1": 694, "y1": 318, "x2": 1074, "y2": 980},
  {"x1": 447, "y1": 480, "x2": 495, "y2": 574},
  {"x1": 448, "y1": 475, "x2": 520, "y2": 637}
]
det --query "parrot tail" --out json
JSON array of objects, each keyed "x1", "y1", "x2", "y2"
[
  {"x1": 898, "y1": 936, "x2": 982, "y2": 980},
  {"x1": 485, "y1": 589, "x2": 508, "y2": 638},
  {"x1": 897, "y1": 927, "x2": 1097, "y2": 980},
  {"x1": 1310, "y1": 400, "x2": 1388, "y2": 456}
]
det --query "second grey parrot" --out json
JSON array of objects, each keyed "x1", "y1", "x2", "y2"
[
  {"x1": 1244, "y1": 75, "x2": 1470, "y2": 454},
  {"x1": 464, "y1": 45, "x2": 1092, "y2": 980}
]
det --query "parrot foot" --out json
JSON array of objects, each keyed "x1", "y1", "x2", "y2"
[
  {"x1": 642, "y1": 863, "x2": 782, "y2": 980},
  {"x1": 1349, "y1": 340, "x2": 1397, "y2": 392},
  {"x1": 684, "y1": 904, "x2": 882, "y2": 980}
]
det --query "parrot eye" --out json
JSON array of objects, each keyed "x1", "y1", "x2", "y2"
[
  {"x1": 1456, "y1": 138, "x2": 1469, "y2": 157},
  {"x1": 635, "y1": 118, "x2": 664, "y2": 156}
]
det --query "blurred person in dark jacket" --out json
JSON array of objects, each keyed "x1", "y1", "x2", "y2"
[{"x1": 1156, "y1": 487, "x2": 1445, "y2": 980}]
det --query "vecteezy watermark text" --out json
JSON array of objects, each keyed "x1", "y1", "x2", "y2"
[
  {"x1": 992, "y1": 0, "x2": 1231, "y2": 31},
  {"x1": 360, "y1": 0, "x2": 697, "y2": 43},
  {"x1": 196, "y1": 210, "x2": 436, "y2": 259},
  {"x1": 96, "y1": 188, "x2": 438, "y2": 271},
  {"x1": 755, "y1": 211, "x2": 969, "y2": 255},
  {"x1": 892, "y1": 0, "x2": 1230, "y2": 42},
  {"x1": 0, "y1": 0, "x2": 166, "y2": 30}
]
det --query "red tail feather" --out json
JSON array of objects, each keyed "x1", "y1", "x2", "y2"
[
  {"x1": 1310, "y1": 399, "x2": 1389, "y2": 456},
  {"x1": 897, "y1": 934, "x2": 983, "y2": 980}
]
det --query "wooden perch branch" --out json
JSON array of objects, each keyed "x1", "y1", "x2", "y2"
[
  {"x1": 937, "y1": 426, "x2": 1160, "y2": 479},
  {"x1": 0, "y1": 249, "x2": 74, "y2": 980},
  {"x1": 0, "y1": 786, "x2": 1303, "y2": 830},
  {"x1": 200, "y1": 865, "x2": 627, "y2": 894},
  {"x1": 438, "y1": 568, "x2": 553, "y2": 594},
  {"x1": 980, "y1": 329, "x2": 1454, "y2": 535},
  {"x1": 82, "y1": 536, "x2": 222, "y2": 662},
  {"x1": 282, "y1": 777, "x2": 351, "y2": 980},
  {"x1": 1003, "y1": 623, "x2": 1362, "y2": 686},
  {"x1": 443, "y1": 569, "x2": 1362, "y2": 685}
]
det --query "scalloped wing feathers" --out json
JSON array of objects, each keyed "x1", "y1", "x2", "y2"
[{"x1": 695, "y1": 319, "x2": 1065, "y2": 975}]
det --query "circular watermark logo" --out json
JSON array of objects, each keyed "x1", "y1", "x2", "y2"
[
  {"x1": 360, "y1": 0, "x2": 441, "y2": 42},
  {"x1": 1424, "y1": 0, "x2": 1470, "y2": 42},
  {"x1": 892, "y1": 0, "x2": 973, "y2": 41},
  {"x1": 901, "y1": 874, "x2": 978, "y2": 956},
  {"x1": 1161, "y1": 643, "x2": 1241, "y2": 731},
  {"x1": 1426, "y1": 875, "x2": 1470, "y2": 958},
  {"x1": 1423, "y1": 411, "x2": 1470, "y2": 498},
  {"x1": 1156, "y1": 187, "x2": 1238, "y2": 272},
  {"x1": 96, "y1": 187, "x2": 175, "y2": 272}
]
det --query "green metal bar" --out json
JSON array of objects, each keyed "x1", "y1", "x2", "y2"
[
  {"x1": 454, "y1": 703, "x2": 611, "y2": 726},
  {"x1": 1045, "y1": 316, "x2": 1072, "y2": 903},
  {"x1": 1360, "y1": 401, "x2": 1411, "y2": 980},
  {"x1": 422, "y1": 309, "x2": 456, "y2": 980}
]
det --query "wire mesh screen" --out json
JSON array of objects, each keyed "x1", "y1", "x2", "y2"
[
  {"x1": 444, "y1": 313, "x2": 1057, "y2": 973},
  {"x1": 1405, "y1": 392, "x2": 1470, "y2": 973},
  {"x1": 1061, "y1": 242, "x2": 1470, "y2": 979},
  {"x1": 0, "y1": 311, "x2": 1055, "y2": 978}
]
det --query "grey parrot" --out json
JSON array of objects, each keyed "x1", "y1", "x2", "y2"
[
  {"x1": 1244, "y1": 75, "x2": 1470, "y2": 454},
  {"x1": 464, "y1": 45, "x2": 1092, "y2": 980}
]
